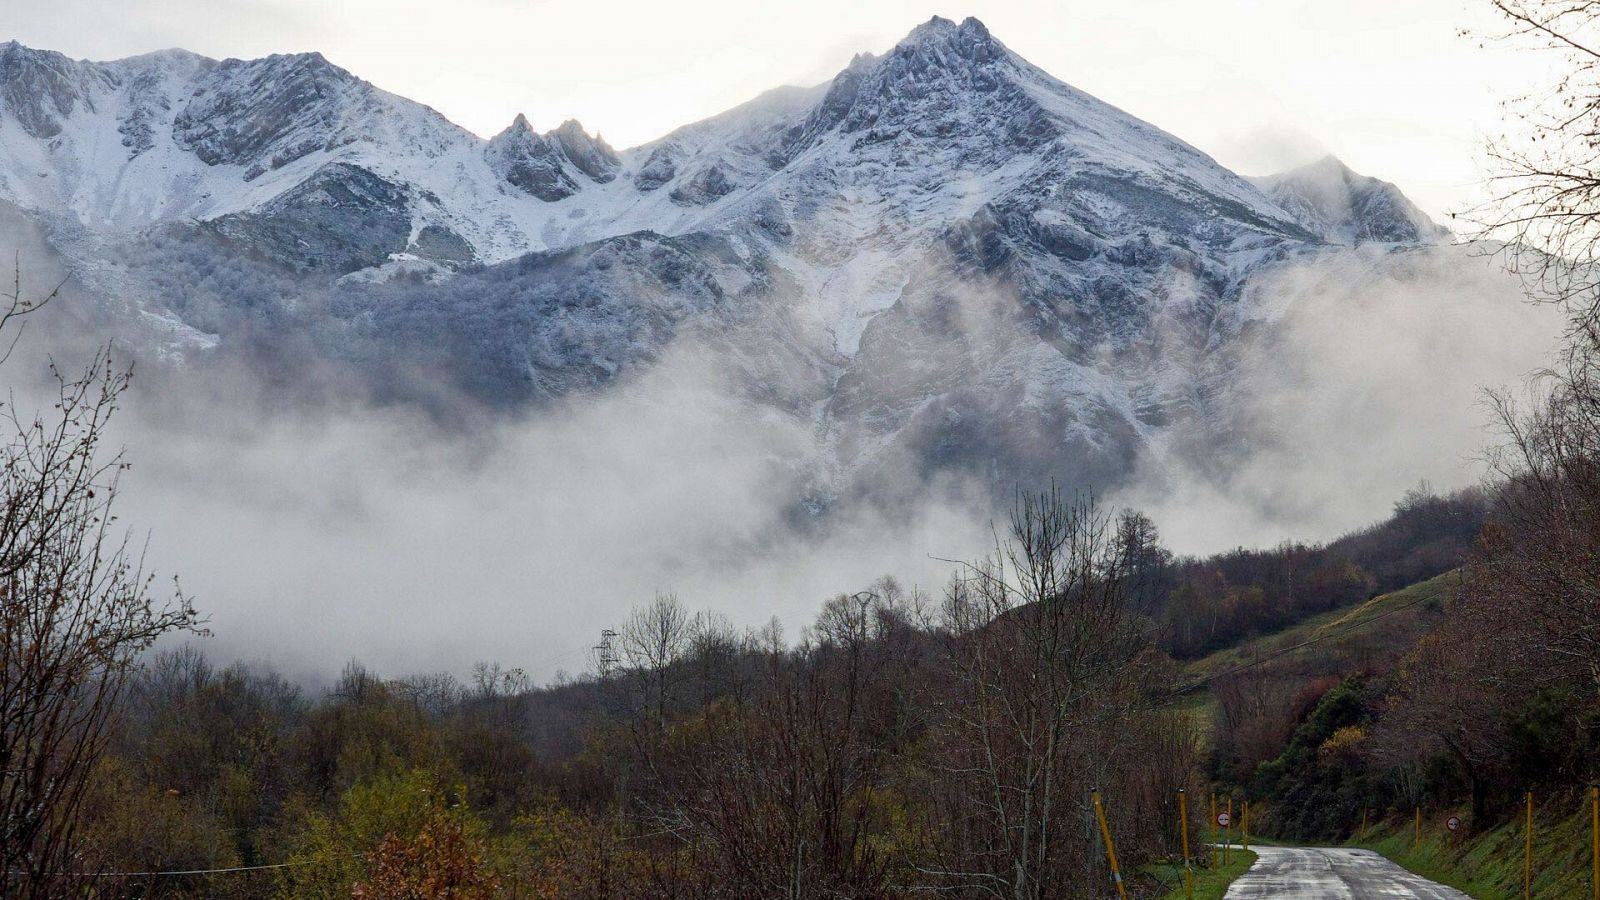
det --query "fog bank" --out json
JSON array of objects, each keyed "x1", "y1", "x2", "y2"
[
  {"x1": 0, "y1": 220, "x2": 1565, "y2": 681},
  {"x1": 1114, "y1": 245, "x2": 1562, "y2": 554}
]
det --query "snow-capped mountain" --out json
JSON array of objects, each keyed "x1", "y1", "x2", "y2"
[
  {"x1": 1249, "y1": 155, "x2": 1448, "y2": 245},
  {"x1": 0, "y1": 18, "x2": 1450, "y2": 499}
]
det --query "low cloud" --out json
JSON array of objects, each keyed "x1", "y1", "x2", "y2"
[
  {"x1": 1113, "y1": 244, "x2": 1562, "y2": 554},
  {"x1": 0, "y1": 217, "x2": 1564, "y2": 681},
  {"x1": 1210, "y1": 123, "x2": 1330, "y2": 177},
  {"x1": 107, "y1": 346, "x2": 989, "y2": 682}
]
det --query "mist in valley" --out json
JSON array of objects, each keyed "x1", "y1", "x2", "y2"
[
  {"x1": 0, "y1": 203, "x2": 1563, "y2": 684},
  {"x1": 1114, "y1": 244, "x2": 1563, "y2": 553},
  {"x1": 13, "y1": 6, "x2": 1600, "y2": 897}
]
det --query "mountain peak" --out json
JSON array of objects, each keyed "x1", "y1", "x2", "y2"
[
  {"x1": 273, "y1": 49, "x2": 332, "y2": 66},
  {"x1": 0, "y1": 40, "x2": 50, "y2": 60},
  {"x1": 487, "y1": 115, "x2": 617, "y2": 200},
  {"x1": 552, "y1": 119, "x2": 619, "y2": 182},
  {"x1": 786, "y1": 13, "x2": 1020, "y2": 155},
  {"x1": 1251, "y1": 157, "x2": 1447, "y2": 244},
  {"x1": 1298, "y1": 154, "x2": 1359, "y2": 181},
  {"x1": 169, "y1": 47, "x2": 375, "y2": 172},
  {"x1": 907, "y1": 15, "x2": 959, "y2": 36},
  {"x1": 0, "y1": 41, "x2": 92, "y2": 139},
  {"x1": 904, "y1": 15, "x2": 993, "y2": 41},
  {"x1": 0, "y1": 40, "x2": 62, "y2": 64},
  {"x1": 120, "y1": 47, "x2": 208, "y2": 66},
  {"x1": 893, "y1": 14, "x2": 1003, "y2": 65}
]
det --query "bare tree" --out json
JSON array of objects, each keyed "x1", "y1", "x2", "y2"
[
  {"x1": 1445, "y1": 0, "x2": 1600, "y2": 732},
  {"x1": 1375, "y1": 621, "x2": 1517, "y2": 823},
  {"x1": 618, "y1": 591, "x2": 914, "y2": 898},
  {"x1": 1473, "y1": 2, "x2": 1600, "y2": 315},
  {"x1": 0, "y1": 271, "x2": 200, "y2": 896},
  {"x1": 618, "y1": 591, "x2": 691, "y2": 728},
  {"x1": 923, "y1": 487, "x2": 1168, "y2": 900},
  {"x1": 1360, "y1": 3, "x2": 1600, "y2": 821}
]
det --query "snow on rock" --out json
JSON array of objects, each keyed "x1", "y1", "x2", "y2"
[
  {"x1": 487, "y1": 115, "x2": 618, "y2": 202},
  {"x1": 1250, "y1": 155, "x2": 1449, "y2": 245},
  {"x1": 0, "y1": 18, "x2": 1450, "y2": 497}
]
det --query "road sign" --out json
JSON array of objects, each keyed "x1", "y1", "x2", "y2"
[
  {"x1": 1446, "y1": 816, "x2": 1462, "y2": 832},
  {"x1": 1217, "y1": 812, "x2": 1232, "y2": 828}
]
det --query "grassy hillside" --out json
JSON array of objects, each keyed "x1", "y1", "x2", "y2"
[
  {"x1": 1183, "y1": 570, "x2": 1460, "y2": 686},
  {"x1": 1174, "y1": 571, "x2": 1459, "y2": 743},
  {"x1": 1353, "y1": 798, "x2": 1600, "y2": 900},
  {"x1": 1181, "y1": 570, "x2": 1600, "y2": 897}
]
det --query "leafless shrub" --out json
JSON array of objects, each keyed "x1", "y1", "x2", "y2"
[{"x1": 0, "y1": 271, "x2": 201, "y2": 896}]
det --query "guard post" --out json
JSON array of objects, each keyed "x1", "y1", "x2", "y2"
[
  {"x1": 1224, "y1": 796, "x2": 1233, "y2": 865},
  {"x1": 1210, "y1": 793, "x2": 1219, "y2": 869},
  {"x1": 1525, "y1": 791, "x2": 1534, "y2": 900},
  {"x1": 1091, "y1": 789, "x2": 1130, "y2": 900},
  {"x1": 1590, "y1": 784, "x2": 1598, "y2": 900},
  {"x1": 1178, "y1": 788, "x2": 1193, "y2": 900}
]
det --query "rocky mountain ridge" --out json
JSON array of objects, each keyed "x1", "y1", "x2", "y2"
[{"x1": 0, "y1": 18, "x2": 1451, "y2": 499}]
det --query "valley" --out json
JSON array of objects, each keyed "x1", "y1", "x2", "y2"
[{"x1": 4, "y1": 4, "x2": 1600, "y2": 898}]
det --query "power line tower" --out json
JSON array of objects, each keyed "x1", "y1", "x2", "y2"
[{"x1": 593, "y1": 629, "x2": 619, "y2": 678}]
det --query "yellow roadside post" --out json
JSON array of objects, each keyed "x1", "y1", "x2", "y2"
[
  {"x1": 1091, "y1": 789, "x2": 1130, "y2": 900},
  {"x1": 1414, "y1": 807, "x2": 1421, "y2": 853},
  {"x1": 1210, "y1": 793, "x2": 1219, "y2": 868},
  {"x1": 1525, "y1": 791, "x2": 1534, "y2": 900},
  {"x1": 1179, "y1": 789, "x2": 1193, "y2": 900},
  {"x1": 1590, "y1": 784, "x2": 1598, "y2": 900},
  {"x1": 1224, "y1": 796, "x2": 1233, "y2": 865}
]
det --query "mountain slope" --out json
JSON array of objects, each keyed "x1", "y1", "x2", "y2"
[
  {"x1": 1250, "y1": 155, "x2": 1448, "y2": 244},
  {"x1": 0, "y1": 19, "x2": 1450, "y2": 501}
]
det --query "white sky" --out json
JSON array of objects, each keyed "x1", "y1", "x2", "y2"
[{"x1": 3, "y1": 0, "x2": 1560, "y2": 222}]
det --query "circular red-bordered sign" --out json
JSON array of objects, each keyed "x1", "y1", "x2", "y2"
[
  {"x1": 1446, "y1": 816, "x2": 1462, "y2": 832},
  {"x1": 1216, "y1": 812, "x2": 1232, "y2": 827}
]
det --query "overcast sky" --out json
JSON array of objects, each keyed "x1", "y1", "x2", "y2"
[{"x1": 4, "y1": 0, "x2": 1554, "y2": 236}]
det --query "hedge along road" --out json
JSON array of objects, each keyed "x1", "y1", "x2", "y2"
[{"x1": 1223, "y1": 846, "x2": 1468, "y2": 899}]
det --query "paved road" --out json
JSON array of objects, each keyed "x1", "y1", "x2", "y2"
[{"x1": 1224, "y1": 846, "x2": 1469, "y2": 899}]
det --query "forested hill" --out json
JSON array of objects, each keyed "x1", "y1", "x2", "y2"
[{"x1": 1147, "y1": 485, "x2": 1485, "y2": 660}]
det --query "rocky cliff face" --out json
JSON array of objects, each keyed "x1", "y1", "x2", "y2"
[
  {"x1": 0, "y1": 18, "x2": 1451, "y2": 500},
  {"x1": 0, "y1": 41, "x2": 106, "y2": 139},
  {"x1": 487, "y1": 115, "x2": 618, "y2": 202}
]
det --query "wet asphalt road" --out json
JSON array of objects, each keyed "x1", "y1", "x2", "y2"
[{"x1": 1223, "y1": 846, "x2": 1469, "y2": 899}]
